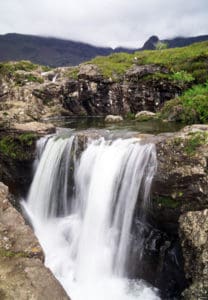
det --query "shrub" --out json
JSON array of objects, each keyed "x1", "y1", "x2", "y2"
[{"x1": 161, "y1": 83, "x2": 208, "y2": 124}]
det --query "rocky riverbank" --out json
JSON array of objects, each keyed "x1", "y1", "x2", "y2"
[
  {"x1": 0, "y1": 181, "x2": 70, "y2": 300},
  {"x1": 0, "y1": 61, "x2": 185, "y2": 127},
  {"x1": 0, "y1": 123, "x2": 207, "y2": 298}
]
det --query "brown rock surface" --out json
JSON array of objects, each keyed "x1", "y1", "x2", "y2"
[
  {"x1": 0, "y1": 182, "x2": 70, "y2": 300},
  {"x1": 179, "y1": 209, "x2": 208, "y2": 299}
]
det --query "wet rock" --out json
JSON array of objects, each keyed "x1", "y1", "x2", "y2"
[
  {"x1": 153, "y1": 124, "x2": 208, "y2": 213},
  {"x1": 135, "y1": 110, "x2": 156, "y2": 121},
  {"x1": 179, "y1": 209, "x2": 208, "y2": 300},
  {"x1": 105, "y1": 115, "x2": 123, "y2": 123},
  {"x1": 11, "y1": 121, "x2": 55, "y2": 135},
  {"x1": 0, "y1": 182, "x2": 70, "y2": 300}
]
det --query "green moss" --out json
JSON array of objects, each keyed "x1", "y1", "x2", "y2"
[
  {"x1": 171, "y1": 132, "x2": 208, "y2": 155},
  {"x1": 185, "y1": 131, "x2": 208, "y2": 154},
  {"x1": 0, "y1": 133, "x2": 37, "y2": 159},
  {"x1": 155, "y1": 196, "x2": 180, "y2": 208},
  {"x1": 0, "y1": 249, "x2": 29, "y2": 258},
  {"x1": 0, "y1": 61, "x2": 39, "y2": 76},
  {"x1": 14, "y1": 73, "x2": 44, "y2": 86},
  {"x1": 125, "y1": 112, "x2": 135, "y2": 120},
  {"x1": 65, "y1": 67, "x2": 79, "y2": 80},
  {"x1": 18, "y1": 133, "x2": 37, "y2": 146}
]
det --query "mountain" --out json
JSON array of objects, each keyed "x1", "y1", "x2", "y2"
[
  {"x1": 0, "y1": 33, "x2": 208, "y2": 67},
  {"x1": 0, "y1": 33, "x2": 115, "y2": 67},
  {"x1": 141, "y1": 34, "x2": 208, "y2": 50}
]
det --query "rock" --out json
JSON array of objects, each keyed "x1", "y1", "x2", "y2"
[
  {"x1": 135, "y1": 110, "x2": 156, "y2": 121},
  {"x1": 0, "y1": 182, "x2": 70, "y2": 300},
  {"x1": 179, "y1": 209, "x2": 208, "y2": 299},
  {"x1": 78, "y1": 64, "x2": 102, "y2": 80},
  {"x1": 11, "y1": 121, "x2": 55, "y2": 135},
  {"x1": 153, "y1": 125, "x2": 208, "y2": 213},
  {"x1": 125, "y1": 64, "x2": 168, "y2": 78},
  {"x1": 105, "y1": 115, "x2": 123, "y2": 123}
]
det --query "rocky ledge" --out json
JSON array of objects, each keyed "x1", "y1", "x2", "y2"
[
  {"x1": 0, "y1": 182, "x2": 69, "y2": 300},
  {"x1": 179, "y1": 209, "x2": 208, "y2": 299}
]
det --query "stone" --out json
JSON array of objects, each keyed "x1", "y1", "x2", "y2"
[
  {"x1": 0, "y1": 182, "x2": 70, "y2": 300},
  {"x1": 125, "y1": 64, "x2": 168, "y2": 78},
  {"x1": 179, "y1": 209, "x2": 208, "y2": 299},
  {"x1": 105, "y1": 115, "x2": 123, "y2": 123},
  {"x1": 135, "y1": 110, "x2": 156, "y2": 121},
  {"x1": 78, "y1": 64, "x2": 102, "y2": 80},
  {"x1": 11, "y1": 121, "x2": 55, "y2": 134}
]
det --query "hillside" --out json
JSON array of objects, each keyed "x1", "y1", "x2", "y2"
[
  {"x1": 0, "y1": 33, "x2": 208, "y2": 67},
  {"x1": 0, "y1": 40, "x2": 208, "y2": 126}
]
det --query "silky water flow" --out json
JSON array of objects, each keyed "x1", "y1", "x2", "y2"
[{"x1": 22, "y1": 133, "x2": 160, "y2": 300}]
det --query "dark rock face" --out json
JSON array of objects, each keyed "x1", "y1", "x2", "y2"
[
  {"x1": 142, "y1": 36, "x2": 159, "y2": 50},
  {"x1": 59, "y1": 64, "x2": 183, "y2": 116},
  {"x1": 0, "y1": 63, "x2": 185, "y2": 123}
]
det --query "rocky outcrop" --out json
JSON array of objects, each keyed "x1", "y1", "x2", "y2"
[
  {"x1": 0, "y1": 62, "x2": 185, "y2": 125},
  {"x1": 179, "y1": 209, "x2": 208, "y2": 300},
  {"x1": 0, "y1": 182, "x2": 69, "y2": 300},
  {"x1": 0, "y1": 123, "x2": 55, "y2": 199},
  {"x1": 153, "y1": 124, "x2": 208, "y2": 214}
]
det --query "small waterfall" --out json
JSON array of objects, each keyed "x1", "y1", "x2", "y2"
[{"x1": 22, "y1": 133, "x2": 159, "y2": 300}]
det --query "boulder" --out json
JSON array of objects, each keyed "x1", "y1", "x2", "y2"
[
  {"x1": 179, "y1": 209, "x2": 208, "y2": 299},
  {"x1": 0, "y1": 182, "x2": 70, "y2": 300},
  {"x1": 153, "y1": 125, "x2": 208, "y2": 213},
  {"x1": 105, "y1": 115, "x2": 123, "y2": 123},
  {"x1": 125, "y1": 64, "x2": 168, "y2": 78},
  {"x1": 135, "y1": 110, "x2": 156, "y2": 121},
  {"x1": 78, "y1": 64, "x2": 102, "y2": 81}
]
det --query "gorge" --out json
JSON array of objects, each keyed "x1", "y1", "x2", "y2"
[{"x1": 0, "y1": 40, "x2": 208, "y2": 299}]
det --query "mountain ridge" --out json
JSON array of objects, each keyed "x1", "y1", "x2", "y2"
[{"x1": 0, "y1": 33, "x2": 208, "y2": 67}]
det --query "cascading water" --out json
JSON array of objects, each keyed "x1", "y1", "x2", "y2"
[{"x1": 22, "y1": 132, "x2": 160, "y2": 300}]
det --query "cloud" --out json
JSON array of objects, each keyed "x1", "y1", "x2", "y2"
[{"x1": 0, "y1": 0, "x2": 208, "y2": 47}]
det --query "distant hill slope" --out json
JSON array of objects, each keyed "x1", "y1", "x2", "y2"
[
  {"x1": 0, "y1": 33, "x2": 208, "y2": 67},
  {"x1": 141, "y1": 35, "x2": 208, "y2": 50},
  {"x1": 0, "y1": 33, "x2": 115, "y2": 67}
]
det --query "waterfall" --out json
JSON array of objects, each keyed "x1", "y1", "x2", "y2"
[{"x1": 22, "y1": 133, "x2": 159, "y2": 300}]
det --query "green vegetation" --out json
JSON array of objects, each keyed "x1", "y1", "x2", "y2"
[
  {"x1": 171, "y1": 70, "x2": 195, "y2": 84},
  {"x1": 0, "y1": 133, "x2": 37, "y2": 159},
  {"x1": 90, "y1": 52, "x2": 133, "y2": 80},
  {"x1": 172, "y1": 131, "x2": 208, "y2": 155},
  {"x1": 185, "y1": 131, "x2": 208, "y2": 154},
  {"x1": 155, "y1": 41, "x2": 168, "y2": 50},
  {"x1": 65, "y1": 67, "x2": 79, "y2": 80},
  {"x1": 89, "y1": 41, "x2": 208, "y2": 82},
  {"x1": 14, "y1": 72, "x2": 44, "y2": 86},
  {"x1": 154, "y1": 196, "x2": 180, "y2": 208},
  {"x1": 0, "y1": 61, "x2": 39, "y2": 76},
  {"x1": 125, "y1": 112, "x2": 135, "y2": 120},
  {"x1": 161, "y1": 83, "x2": 208, "y2": 124},
  {"x1": 0, "y1": 249, "x2": 29, "y2": 258}
]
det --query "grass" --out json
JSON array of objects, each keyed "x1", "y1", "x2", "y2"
[
  {"x1": 88, "y1": 41, "x2": 208, "y2": 82},
  {"x1": 160, "y1": 83, "x2": 208, "y2": 124}
]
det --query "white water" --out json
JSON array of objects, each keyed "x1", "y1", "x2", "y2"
[{"x1": 22, "y1": 134, "x2": 159, "y2": 300}]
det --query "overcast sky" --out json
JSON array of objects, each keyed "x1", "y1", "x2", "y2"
[{"x1": 0, "y1": 0, "x2": 208, "y2": 48}]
